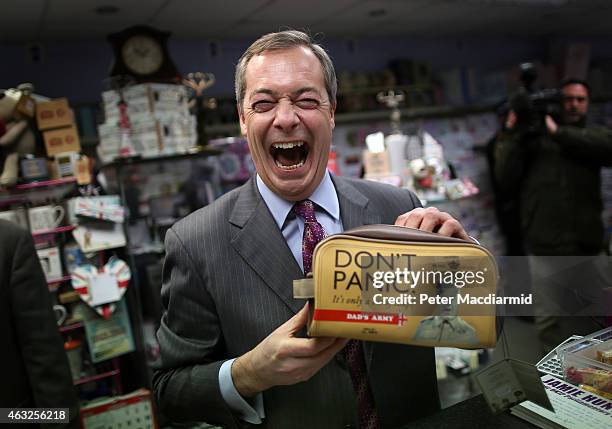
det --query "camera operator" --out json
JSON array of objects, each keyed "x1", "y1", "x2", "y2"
[{"x1": 494, "y1": 77, "x2": 612, "y2": 352}]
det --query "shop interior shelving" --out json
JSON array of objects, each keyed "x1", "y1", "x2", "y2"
[
  {"x1": 0, "y1": 177, "x2": 78, "y2": 207},
  {"x1": 97, "y1": 145, "x2": 223, "y2": 391},
  {"x1": 99, "y1": 146, "x2": 222, "y2": 170},
  {"x1": 32, "y1": 225, "x2": 76, "y2": 237},
  {"x1": 14, "y1": 177, "x2": 77, "y2": 190},
  {"x1": 48, "y1": 275, "x2": 73, "y2": 292},
  {"x1": 1, "y1": 173, "x2": 133, "y2": 399},
  {"x1": 59, "y1": 321, "x2": 84, "y2": 333},
  {"x1": 205, "y1": 103, "x2": 498, "y2": 135}
]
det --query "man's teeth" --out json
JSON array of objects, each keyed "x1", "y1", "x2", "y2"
[
  {"x1": 276, "y1": 160, "x2": 304, "y2": 170},
  {"x1": 272, "y1": 141, "x2": 304, "y2": 149}
]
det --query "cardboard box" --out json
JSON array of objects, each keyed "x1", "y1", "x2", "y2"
[
  {"x1": 43, "y1": 125, "x2": 81, "y2": 156},
  {"x1": 36, "y1": 98, "x2": 73, "y2": 130}
]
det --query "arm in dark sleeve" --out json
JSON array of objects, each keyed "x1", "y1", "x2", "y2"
[
  {"x1": 11, "y1": 229, "x2": 79, "y2": 428},
  {"x1": 152, "y1": 227, "x2": 243, "y2": 428},
  {"x1": 493, "y1": 131, "x2": 528, "y2": 194},
  {"x1": 553, "y1": 125, "x2": 612, "y2": 166}
]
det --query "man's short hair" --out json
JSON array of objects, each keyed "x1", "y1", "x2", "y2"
[
  {"x1": 234, "y1": 30, "x2": 337, "y2": 111},
  {"x1": 560, "y1": 78, "x2": 590, "y2": 96}
]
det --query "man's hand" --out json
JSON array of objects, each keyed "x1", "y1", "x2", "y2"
[
  {"x1": 505, "y1": 110, "x2": 517, "y2": 130},
  {"x1": 545, "y1": 115, "x2": 558, "y2": 134},
  {"x1": 232, "y1": 303, "x2": 348, "y2": 397},
  {"x1": 395, "y1": 207, "x2": 470, "y2": 240}
]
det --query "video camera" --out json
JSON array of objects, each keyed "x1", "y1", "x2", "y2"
[{"x1": 509, "y1": 63, "x2": 561, "y2": 135}]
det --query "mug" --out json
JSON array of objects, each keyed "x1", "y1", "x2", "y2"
[
  {"x1": 0, "y1": 208, "x2": 29, "y2": 229},
  {"x1": 53, "y1": 304, "x2": 67, "y2": 326},
  {"x1": 28, "y1": 205, "x2": 64, "y2": 232}
]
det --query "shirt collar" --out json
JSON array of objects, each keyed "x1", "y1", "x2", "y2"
[
  {"x1": 431, "y1": 316, "x2": 459, "y2": 330},
  {"x1": 256, "y1": 171, "x2": 340, "y2": 230}
]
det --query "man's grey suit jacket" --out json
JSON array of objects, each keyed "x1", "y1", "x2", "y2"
[{"x1": 153, "y1": 176, "x2": 440, "y2": 428}]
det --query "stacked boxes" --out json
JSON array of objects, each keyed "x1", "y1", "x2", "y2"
[
  {"x1": 36, "y1": 98, "x2": 82, "y2": 157},
  {"x1": 97, "y1": 83, "x2": 197, "y2": 162}
]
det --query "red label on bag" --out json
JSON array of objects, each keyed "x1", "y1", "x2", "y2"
[{"x1": 313, "y1": 309, "x2": 408, "y2": 326}]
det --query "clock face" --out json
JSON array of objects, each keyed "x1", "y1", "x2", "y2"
[{"x1": 121, "y1": 35, "x2": 164, "y2": 75}]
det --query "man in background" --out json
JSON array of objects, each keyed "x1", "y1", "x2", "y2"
[
  {"x1": 495, "y1": 78, "x2": 612, "y2": 351},
  {"x1": 0, "y1": 219, "x2": 79, "y2": 428}
]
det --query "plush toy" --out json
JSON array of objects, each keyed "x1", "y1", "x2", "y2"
[
  {"x1": 0, "y1": 83, "x2": 37, "y2": 187},
  {"x1": 409, "y1": 158, "x2": 435, "y2": 189}
]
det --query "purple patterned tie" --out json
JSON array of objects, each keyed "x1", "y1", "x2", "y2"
[
  {"x1": 293, "y1": 200, "x2": 380, "y2": 429},
  {"x1": 292, "y1": 199, "x2": 326, "y2": 274}
]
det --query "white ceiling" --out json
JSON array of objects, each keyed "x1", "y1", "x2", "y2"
[{"x1": 2, "y1": 0, "x2": 612, "y2": 42}]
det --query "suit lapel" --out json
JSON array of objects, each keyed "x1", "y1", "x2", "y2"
[
  {"x1": 229, "y1": 178, "x2": 304, "y2": 314},
  {"x1": 228, "y1": 176, "x2": 383, "y2": 368},
  {"x1": 332, "y1": 176, "x2": 381, "y2": 231}
]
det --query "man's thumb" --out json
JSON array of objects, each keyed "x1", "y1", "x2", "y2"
[{"x1": 284, "y1": 302, "x2": 310, "y2": 333}]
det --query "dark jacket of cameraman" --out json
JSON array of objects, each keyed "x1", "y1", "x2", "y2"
[{"x1": 494, "y1": 123, "x2": 612, "y2": 255}]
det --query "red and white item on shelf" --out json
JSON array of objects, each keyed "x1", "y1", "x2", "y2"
[
  {"x1": 73, "y1": 195, "x2": 125, "y2": 223},
  {"x1": 71, "y1": 257, "x2": 130, "y2": 319}
]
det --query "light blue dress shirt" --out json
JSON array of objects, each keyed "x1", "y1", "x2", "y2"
[{"x1": 219, "y1": 171, "x2": 343, "y2": 424}]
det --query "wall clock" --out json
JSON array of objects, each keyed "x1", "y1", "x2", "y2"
[{"x1": 108, "y1": 25, "x2": 180, "y2": 83}]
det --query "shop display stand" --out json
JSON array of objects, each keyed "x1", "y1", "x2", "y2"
[
  {"x1": 14, "y1": 177, "x2": 77, "y2": 190},
  {"x1": 32, "y1": 225, "x2": 76, "y2": 237},
  {"x1": 48, "y1": 275, "x2": 72, "y2": 292},
  {"x1": 0, "y1": 177, "x2": 133, "y2": 405},
  {"x1": 60, "y1": 321, "x2": 84, "y2": 333},
  {"x1": 100, "y1": 146, "x2": 221, "y2": 170},
  {"x1": 0, "y1": 177, "x2": 77, "y2": 207},
  {"x1": 74, "y1": 358, "x2": 122, "y2": 392},
  {"x1": 100, "y1": 147, "x2": 222, "y2": 389}
]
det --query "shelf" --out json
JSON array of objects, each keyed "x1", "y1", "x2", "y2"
[
  {"x1": 334, "y1": 103, "x2": 496, "y2": 125},
  {"x1": 48, "y1": 275, "x2": 72, "y2": 291},
  {"x1": 59, "y1": 321, "x2": 84, "y2": 333},
  {"x1": 337, "y1": 83, "x2": 434, "y2": 96},
  {"x1": 48, "y1": 274, "x2": 72, "y2": 286},
  {"x1": 31, "y1": 225, "x2": 76, "y2": 237},
  {"x1": 1, "y1": 177, "x2": 77, "y2": 207},
  {"x1": 202, "y1": 104, "x2": 497, "y2": 136},
  {"x1": 100, "y1": 146, "x2": 222, "y2": 169},
  {"x1": 74, "y1": 369, "x2": 120, "y2": 386},
  {"x1": 0, "y1": 196, "x2": 27, "y2": 208},
  {"x1": 14, "y1": 177, "x2": 77, "y2": 190}
]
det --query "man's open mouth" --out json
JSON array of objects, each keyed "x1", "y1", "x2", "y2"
[{"x1": 270, "y1": 141, "x2": 309, "y2": 170}]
